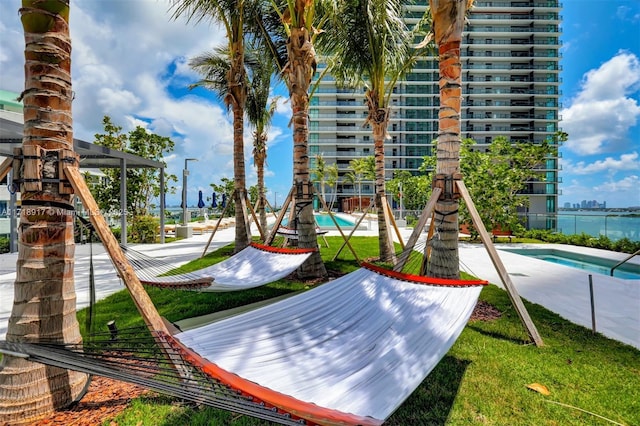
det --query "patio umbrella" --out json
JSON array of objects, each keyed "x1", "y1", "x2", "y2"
[
  {"x1": 212, "y1": 192, "x2": 218, "y2": 208},
  {"x1": 221, "y1": 193, "x2": 227, "y2": 208},
  {"x1": 198, "y1": 190, "x2": 205, "y2": 209}
]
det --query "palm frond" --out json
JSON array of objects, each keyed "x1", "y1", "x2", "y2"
[
  {"x1": 188, "y1": 47, "x2": 232, "y2": 102},
  {"x1": 317, "y1": 0, "x2": 418, "y2": 104}
]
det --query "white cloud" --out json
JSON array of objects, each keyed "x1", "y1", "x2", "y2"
[
  {"x1": 275, "y1": 96, "x2": 292, "y2": 117},
  {"x1": 563, "y1": 152, "x2": 640, "y2": 175},
  {"x1": 617, "y1": 5, "x2": 640, "y2": 23},
  {"x1": 594, "y1": 175, "x2": 640, "y2": 194},
  {"x1": 96, "y1": 88, "x2": 141, "y2": 115},
  {"x1": 0, "y1": 0, "x2": 276, "y2": 204},
  {"x1": 561, "y1": 52, "x2": 640, "y2": 155}
]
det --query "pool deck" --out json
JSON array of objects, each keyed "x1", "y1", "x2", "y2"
[
  {"x1": 457, "y1": 242, "x2": 639, "y2": 349},
  {"x1": 0, "y1": 220, "x2": 638, "y2": 351}
]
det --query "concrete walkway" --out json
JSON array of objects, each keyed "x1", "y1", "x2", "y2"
[
  {"x1": 1, "y1": 220, "x2": 638, "y2": 350},
  {"x1": 457, "y1": 242, "x2": 639, "y2": 349}
]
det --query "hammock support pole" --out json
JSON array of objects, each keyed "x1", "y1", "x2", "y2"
[
  {"x1": 382, "y1": 197, "x2": 404, "y2": 251},
  {"x1": 420, "y1": 217, "x2": 436, "y2": 276},
  {"x1": 265, "y1": 187, "x2": 294, "y2": 246},
  {"x1": 63, "y1": 164, "x2": 194, "y2": 377},
  {"x1": 245, "y1": 194, "x2": 264, "y2": 242},
  {"x1": 456, "y1": 179, "x2": 544, "y2": 347},
  {"x1": 263, "y1": 196, "x2": 279, "y2": 220},
  {"x1": 237, "y1": 191, "x2": 252, "y2": 248},
  {"x1": 394, "y1": 187, "x2": 442, "y2": 272},
  {"x1": 201, "y1": 194, "x2": 233, "y2": 258},
  {"x1": 0, "y1": 157, "x2": 12, "y2": 181},
  {"x1": 332, "y1": 198, "x2": 375, "y2": 261},
  {"x1": 313, "y1": 187, "x2": 360, "y2": 262}
]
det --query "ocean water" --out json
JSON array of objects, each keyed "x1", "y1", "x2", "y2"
[{"x1": 556, "y1": 211, "x2": 639, "y2": 242}]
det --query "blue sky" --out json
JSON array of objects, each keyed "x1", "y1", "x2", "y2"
[
  {"x1": 0, "y1": 0, "x2": 639, "y2": 208},
  {"x1": 559, "y1": 0, "x2": 640, "y2": 208}
]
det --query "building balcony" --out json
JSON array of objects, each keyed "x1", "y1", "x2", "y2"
[
  {"x1": 466, "y1": 88, "x2": 561, "y2": 95},
  {"x1": 462, "y1": 51, "x2": 562, "y2": 59},
  {"x1": 473, "y1": 1, "x2": 562, "y2": 9},
  {"x1": 464, "y1": 38, "x2": 561, "y2": 46}
]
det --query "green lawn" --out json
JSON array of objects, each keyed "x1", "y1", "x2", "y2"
[{"x1": 77, "y1": 237, "x2": 639, "y2": 426}]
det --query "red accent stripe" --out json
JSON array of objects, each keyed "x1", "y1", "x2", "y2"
[
  {"x1": 141, "y1": 280, "x2": 212, "y2": 290},
  {"x1": 250, "y1": 242, "x2": 317, "y2": 255},
  {"x1": 361, "y1": 262, "x2": 488, "y2": 287},
  {"x1": 163, "y1": 333, "x2": 383, "y2": 426}
]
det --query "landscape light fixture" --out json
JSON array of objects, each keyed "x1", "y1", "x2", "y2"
[{"x1": 182, "y1": 158, "x2": 198, "y2": 225}]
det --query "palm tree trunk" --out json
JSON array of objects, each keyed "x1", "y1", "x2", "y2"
[
  {"x1": 230, "y1": 53, "x2": 251, "y2": 253},
  {"x1": 287, "y1": 27, "x2": 326, "y2": 279},
  {"x1": 255, "y1": 145, "x2": 268, "y2": 233},
  {"x1": 428, "y1": 0, "x2": 468, "y2": 279},
  {"x1": 0, "y1": 2, "x2": 88, "y2": 423},
  {"x1": 372, "y1": 121, "x2": 394, "y2": 262}
]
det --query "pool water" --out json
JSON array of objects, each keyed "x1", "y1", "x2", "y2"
[
  {"x1": 282, "y1": 214, "x2": 358, "y2": 229},
  {"x1": 537, "y1": 255, "x2": 640, "y2": 280},
  {"x1": 314, "y1": 214, "x2": 356, "y2": 228},
  {"x1": 504, "y1": 248, "x2": 640, "y2": 280}
]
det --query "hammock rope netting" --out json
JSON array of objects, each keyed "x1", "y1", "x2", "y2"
[
  {"x1": 0, "y1": 330, "x2": 308, "y2": 425},
  {"x1": 0, "y1": 260, "x2": 487, "y2": 426}
]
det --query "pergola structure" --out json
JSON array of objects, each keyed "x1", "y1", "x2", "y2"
[{"x1": 0, "y1": 110, "x2": 167, "y2": 252}]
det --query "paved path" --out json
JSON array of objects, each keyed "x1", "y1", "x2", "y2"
[{"x1": 458, "y1": 243, "x2": 639, "y2": 349}]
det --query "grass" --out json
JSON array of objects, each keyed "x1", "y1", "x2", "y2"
[{"x1": 77, "y1": 236, "x2": 639, "y2": 426}]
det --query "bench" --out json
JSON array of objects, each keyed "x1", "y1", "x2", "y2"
[{"x1": 491, "y1": 229, "x2": 513, "y2": 243}]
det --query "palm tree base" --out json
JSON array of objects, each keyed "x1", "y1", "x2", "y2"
[{"x1": 0, "y1": 359, "x2": 88, "y2": 424}]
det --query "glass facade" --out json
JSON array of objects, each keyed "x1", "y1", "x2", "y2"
[{"x1": 309, "y1": 0, "x2": 562, "y2": 219}]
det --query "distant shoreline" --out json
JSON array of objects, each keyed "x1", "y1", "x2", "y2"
[{"x1": 559, "y1": 207, "x2": 640, "y2": 213}]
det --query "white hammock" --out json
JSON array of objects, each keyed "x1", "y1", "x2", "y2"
[
  {"x1": 123, "y1": 243, "x2": 314, "y2": 292},
  {"x1": 172, "y1": 264, "x2": 487, "y2": 425}
]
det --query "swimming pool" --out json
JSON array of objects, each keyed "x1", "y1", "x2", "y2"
[
  {"x1": 314, "y1": 214, "x2": 356, "y2": 229},
  {"x1": 503, "y1": 248, "x2": 640, "y2": 280},
  {"x1": 282, "y1": 214, "x2": 360, "y2": 229}
]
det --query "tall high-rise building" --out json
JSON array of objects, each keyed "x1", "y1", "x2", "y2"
[{"x1": 309, "y1": 0, "x2": 562, "y2": 229}]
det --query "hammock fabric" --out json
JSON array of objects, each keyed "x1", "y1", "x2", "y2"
[
  {"x1": 172, "y1": 264, "x2": 488, "y2": 425},
  {"x1": 0, "y1": 265, "x2": 486, "y2": 425},
  {"x1": 123, "y1": 243, "x2": 315, "y2": 291}
]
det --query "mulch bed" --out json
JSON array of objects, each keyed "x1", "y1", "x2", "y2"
[
  {"x1": 31, "y1": 300, "x2": 500, "y2": 425},
  {"x1": 470, "y1": 300, "x2": 503, "y2": 322},
  {"x1": 30, "y1": 376, "x2": 148, "y2": 426}
]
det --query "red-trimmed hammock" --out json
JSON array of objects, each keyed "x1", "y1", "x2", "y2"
[
  {"x1": 1, "y1": 264, "x2": 487, "y2": 425},
  {"x1": 172, "y1": 264, "x2": 487, "y2": 425},
  {"x1": 122, "y1": 243, "x2": 315, "y2": 291}
]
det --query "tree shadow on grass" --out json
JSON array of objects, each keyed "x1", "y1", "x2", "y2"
[
  {"x1": 155, "y1": 356, "x2": 470, "y2": 426},
  {"x1": 465, "y1": 323, "x2": 532, "y2": 346},
  {"x1": 385, "y1": 356, "x2": 471, "y2": 426}
]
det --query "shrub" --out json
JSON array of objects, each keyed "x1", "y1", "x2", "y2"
[
  {"x1": 613, "y1": 238, "x2": 640, "y2": 254},
  {"x1": 405, "y1": 214, "x2": 417, "y2": 228},
  {"x1": 522, "y1": 229, "x2": 640, "y2": 254},
  {"x1": 129, "y1": 215, "x2": 159, "y2": 243},
  {"x1": 0, "y1": 237, "x2": 9, "y2": 254}
]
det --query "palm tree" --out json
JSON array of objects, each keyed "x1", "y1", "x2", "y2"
[
  {"x1": 246, "y1": 47, "x2": 280, "y2": 233},
  {"x1": 171, "y1": 0, "x2": 252, "y2": 253},
  {"x1": 326, "y1": 162, "x2": 339, "y2": 211},
  {"x1": 0, "y1": 1, "x2": 89, "y2": 423},
  {"x1": 311, "y1": 154, "x2": 328, "y2": 210},
  {"x1": 255, "y1": 0, "x2": 332, "y2": 278},
  {"x1": 348, "y1": 157, "x2": 366, "y2": 211},
  {"x1": 318, "y1": 0, "x2": 431, "y2": 262},
  {"x1": 427, "y1": 0, "x2": 472, "y2": 278}
]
